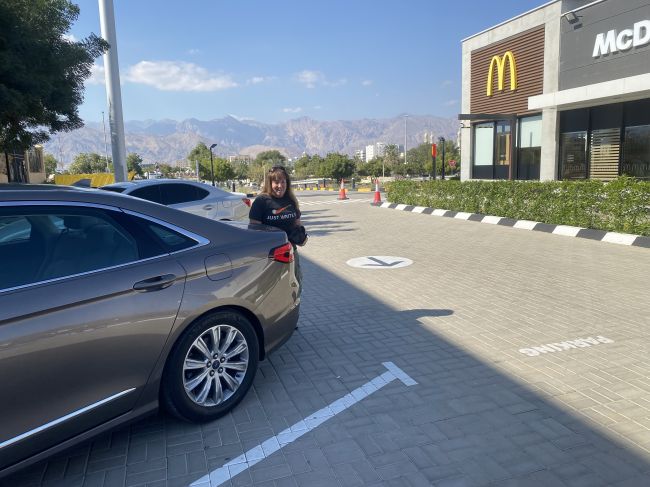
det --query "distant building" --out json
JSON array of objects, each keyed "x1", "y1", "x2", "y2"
[
  {"x1": 0, "y1": 145, "x2": 45, "y2": 184},
  {"x1": 228, "y1": 155, "x2": 252, "y2": 165},
  {"x1": 354, "y1": 149, "x2": 365, "y2": 161},
  {"x1": 365, "y1": 142, "x2": 387, "y2": 162}
]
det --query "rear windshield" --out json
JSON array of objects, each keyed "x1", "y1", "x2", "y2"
[{"x1": 100, "y1": 186, "x2": 127, "y2": 193}]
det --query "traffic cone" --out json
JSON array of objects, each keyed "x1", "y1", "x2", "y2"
[
  {"x1": 372, "y1": 178, "x2": 382, "y2": 205},
  {"x1": 338, "y1": 179, "x2": 349, "y2": 200}
]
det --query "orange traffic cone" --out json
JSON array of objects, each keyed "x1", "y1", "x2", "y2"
[
  {"x1": 338, "y1": 179, "x2": 349, "y2": 200},
  {"x1": 372, "y1": 178, "x2": 382, "y2": 205}
]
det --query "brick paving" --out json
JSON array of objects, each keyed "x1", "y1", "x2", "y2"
[{"x1": 3, "y1": 191, "x2": 650, "y2": 486}]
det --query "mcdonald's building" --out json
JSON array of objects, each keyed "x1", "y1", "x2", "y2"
[{"x1": 459, "y1": 0, "x2": 650, "y2": 182}]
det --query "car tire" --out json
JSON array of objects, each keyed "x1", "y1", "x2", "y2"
[{"x1": 162, "y1": 310, "x2": 259, "y2": 422}]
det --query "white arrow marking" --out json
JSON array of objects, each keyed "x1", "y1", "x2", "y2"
[{"x1": 191, "y1": 362, "x2": 417, "y2": 487}]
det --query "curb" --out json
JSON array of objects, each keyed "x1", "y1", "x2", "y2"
[{"x1": 374, "y1": 202, "x2": 650, "y2": 249}]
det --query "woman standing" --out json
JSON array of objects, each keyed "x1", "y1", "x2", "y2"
[{"x1": 249, "y1": 166, "x2": 307, "y2": 294}]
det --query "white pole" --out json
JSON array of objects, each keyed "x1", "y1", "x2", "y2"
[
  {"x1": 101, "y1": 111, "x2": 109, "y2": 171},
  {"x1": 98, "y1": 0, "x2": 127, "y2": 182},
  {"x1": 404, "y1": 114, "x2": 408, "y2": 165}
]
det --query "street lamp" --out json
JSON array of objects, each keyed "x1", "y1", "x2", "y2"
[
  {"x1": 209, "y1": 143, "x2": 217, "y2": 187},
  {"x1": 404, "y1": 115, "x2": 409, "y2": 164}
]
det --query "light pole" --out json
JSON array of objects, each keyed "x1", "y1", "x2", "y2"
[
  {"x1": 101, "y1": 111, "x2": 109, "y2": 172},
  {"x1": 404, "y1": 115, "x2": 409, "y2": 164},
  {"x1": 438, "y1": 137, "x2": 446, "y2": 180},
  {"x1": 209, "y1": 143, "x2": 217, "y2": 186}
]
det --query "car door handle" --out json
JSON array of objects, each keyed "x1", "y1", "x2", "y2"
[
  {"x1": 203, "y1": 205, "x2": 214, "y2": 211},
  {"x1": 133, "y1": 274, "x2": 177, "y2": 292}
]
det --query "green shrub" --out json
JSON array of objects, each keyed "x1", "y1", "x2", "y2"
[{"x1": 386, "y1": 177, "x2": 650, "y2": 236}]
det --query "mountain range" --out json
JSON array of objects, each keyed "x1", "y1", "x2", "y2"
[{"x1": 44, "y1": 114, "x2": 460, "y2": 166}]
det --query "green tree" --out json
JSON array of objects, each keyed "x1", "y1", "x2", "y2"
[
  {"x1": 0, "y1": 0, "x2": 108, "y2": 154},
  {"x1": 231, "y1": 161, "x2": 249, "y2": 180},
  {"x1": 44, "y1": 153, "x2": 59, "y2": 176},
  {"x1": 126, "y1": 153, "x2": 144, "y2": 177},
  {"x1": 187, "y1": 142, "x2": 213, "y2": 181},
  {"x1": 293, "y1": 154, "x2": 311, "y2": 179},
  {"x1": 254, "y1": 150, "x2": 287, "y2": 167},
  {"x1": 158, "y1": 163, "x2": 174, "y2": 178},
  {"x1": 383, "y1": 144, "x2": 400, "y2": 174},
  {"x1": 68, "y1": 152, "x2": 109, "y2": 174},
  {"x1": 322, "y1": 153, "x2": 355, "y2": 180},
  {"x1": 213, "y1": 158, "x2": 234, "y2": 182}
]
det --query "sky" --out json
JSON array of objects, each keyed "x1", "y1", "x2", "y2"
[{"x1": 71, "y1": 0, "x2": 549, "y2": 124}]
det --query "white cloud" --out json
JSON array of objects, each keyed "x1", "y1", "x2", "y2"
[
  {"x1": 313, "y1": 105, "x2": 322, "y2": 110},
  {"x1": 246, "y1": 76, "x2": 276, "y2": 85},
  {"x1": 296, "y1": 70, "x2": 346, "y2": 88},
  {"x1": 296, "y1": 70, "x2": 323, "y2": 88},
  {"x1": 361, "y1": 80, "x2": 373, "y2": 86},
  {"x1": 441, "y1": 80, "x2": 453, "y2": 87},
  {"x1": 187, "y1": 49, "x2": 200, "y2": 55},
  {"x1": 283, "y1": 107, "x2": 303, "y2": 113},
  {"x1": 125, "y1": 61, "x2": 237, "y2": 91},
  {"x1": 85, "y1": 63, "x2": 105, "y2": 85},
  {"x1": 444, "y1": 99, "x2": 459, "y2": 106},
  {"x1": 62, "y1": 33, "x2": 77, "y2": 42}
]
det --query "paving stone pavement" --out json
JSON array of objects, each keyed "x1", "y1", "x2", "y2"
[{"x1": 3, "y1": 191, "x2": 650, "y2": 487}]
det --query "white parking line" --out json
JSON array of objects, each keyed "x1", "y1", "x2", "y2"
[{"x1": 192, "y1": 362, "x2": 417, "y2": 487}]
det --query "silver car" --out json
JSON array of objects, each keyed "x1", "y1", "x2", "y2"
[
  {"x1": 0, "y1": 185, "x2": 299, "y2": 478},
  {"x1": 100, "y1": 179, "x2": 251, "y2": 221}
]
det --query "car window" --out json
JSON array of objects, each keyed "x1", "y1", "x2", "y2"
[
  {"x1": 130, "y1": 185, "x2": 163, "y2": 204},
  {"x1": 0, "y1": 206, "x2": 141, "y2": 290},
  {"x1": 0, "y1": 217, "x2": 31, "y2": 243},
  {"x1": 146, "y1": 222, "x2": 199, "y2": 252},
  {"x1": 195, "y1": 186, "x2": 209, "y2": 200},
  {"x1": 160, "y1": 183, "x2": 200, "y2": 205}
]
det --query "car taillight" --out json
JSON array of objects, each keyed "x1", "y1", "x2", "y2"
[
  {"x1": 270, "y1": 242, "x2": 293, "y2": 263},
  {"x1": 242, "y1": 198, "x2": 251, "y2": 207}
]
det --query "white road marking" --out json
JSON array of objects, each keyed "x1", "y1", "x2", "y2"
[
  {"x1": 192, "y1": 362, "x2": 417, "y2": 487},
  {"x1": 454, "y1": 212, "x2": 472, "y2": 220},
  {"x1": 299, "y1": 198, "x2": 372, "y2": 207},
  {"x1": 346, "y1": 256, "x2": 413, "y2": 269},
  {"x1": 518, "y1": 336, "x2": 614, "y2": 357},
  {"x1": 432, "y1": 209, "x2": 447, "y2": 216},
  {"x1": 412, "y1": 206, "x2": 427, "y2": 213}
]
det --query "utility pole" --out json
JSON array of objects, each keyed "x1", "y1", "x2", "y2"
[
  {"x1": 101, "y1": 111, "x2": 109, "y2": 171},
  {"x1": 439, "y1": 137, "x2": 446, "y2": 180},
  {"x1": 98, "y1": 0, "x2": 127, "y2": 182},
  {"x1": 403, "y1": 114, "x2": 408, "y2": 165}
]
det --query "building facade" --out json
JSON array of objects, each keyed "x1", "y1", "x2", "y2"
[
  {"x1": 0, "y1": 146, "x2": 45, "y2": 184},
  {"x1": 460, "y1": 0, "x2": 650, "y2": 182}
]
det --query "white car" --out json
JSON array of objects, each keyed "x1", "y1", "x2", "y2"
[{"x1": 100, "y1": 179, "x2": 251, "y2": 221}]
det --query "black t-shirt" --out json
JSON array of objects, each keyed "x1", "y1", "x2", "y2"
[{"x1": 249, "y1": 194, "x2": 301, "y2": 234}]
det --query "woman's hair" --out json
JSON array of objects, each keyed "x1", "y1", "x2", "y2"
[{"x1": 262, "y1": 166, "x2": 299, "y2": 210}]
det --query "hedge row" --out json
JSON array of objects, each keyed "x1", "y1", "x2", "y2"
[{"x1": 386, "y1": 176, "x2": 650, "y2": 236}]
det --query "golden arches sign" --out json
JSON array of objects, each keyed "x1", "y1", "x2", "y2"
[{"x1": 486, "y1": 51, "x2": 517, "y2": 97}]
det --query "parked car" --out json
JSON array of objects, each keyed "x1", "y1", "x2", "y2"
[
  {"x1": 0, "y1": 185, "x2": 299, "y2": 478},
  {"x1": 100, "y1": 179, "x2": 251, "y2": 221}
]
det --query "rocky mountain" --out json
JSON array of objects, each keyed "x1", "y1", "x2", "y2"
[{"x1": 45, "y1": 114, "x2": 459, "y2": 165}]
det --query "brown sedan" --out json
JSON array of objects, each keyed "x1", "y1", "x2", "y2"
[{"x1": 0, "y1": 185, "x2": 299, "y2": 478}]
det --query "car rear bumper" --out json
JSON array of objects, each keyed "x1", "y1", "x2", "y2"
[{"x1": 263, "y1": 300, "x2": 299, "y2": 358}]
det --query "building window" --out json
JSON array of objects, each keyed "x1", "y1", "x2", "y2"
[
  {"x1": 622, "y1": 126, "x2": 650, "y2": 180},
  {"x1": 472, "y1": 123, "x2": 494, "y2": 179},
  {"x1": 559, "y1": 109, "x2": 589, "y2": 180},
  {"x1": 517, "y1": 115, "x2": 541, "y2": 180},
  {"x1": 559, "y1": 100, "x2": 650, "y2": 181}
]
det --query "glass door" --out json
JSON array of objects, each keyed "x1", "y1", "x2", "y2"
[{"x1": 495, "y1": 121, "x2": 511, "y2": 179}]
